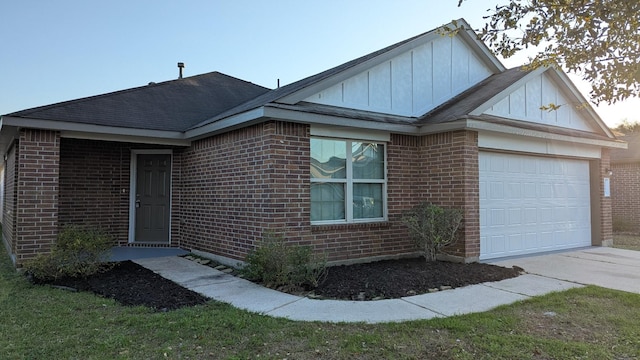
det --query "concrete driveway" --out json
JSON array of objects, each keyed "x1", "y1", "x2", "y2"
[{"x1": 491, "y1": 247, "x2": 640, "y2": 294}]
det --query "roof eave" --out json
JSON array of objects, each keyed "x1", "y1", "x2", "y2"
[
  {"x1": 0, "y1": 115, "x2": 190, "y2": 147},
  {"x1": 419, "y1": 116, "x2": 626, "y2": 149}
]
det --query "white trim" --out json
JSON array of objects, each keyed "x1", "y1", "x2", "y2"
[
  {"x1": 1, "y1": 116, "x2": 186, "y2": 140},
  {"x1": 310, "y1": 138, "x2": 388, "y2": 224},
  {"x1": 128, "y1": 149, "x2": 173, "y2": 244},
  {"x1": 465, "y1": 119, "x2": 625, "y2": 148},
  {"x1": 184, "y1": 107, "x2": 265, "y2": 140},
  {"x1": 418, "y1": 118, "x2": 624, "y2": 148},
  {"x1": 478, "y1": 132, "x2": 602, "y2": 159},
  {"x1": 310, "y1": 124, "x2": 390, "y2": 142},
  {"x1": 61, "y1": 131, "x2": 190, "y2": 146},
  {"x1": 263, "y1": 106, "x2": 416, "y2": 134}
]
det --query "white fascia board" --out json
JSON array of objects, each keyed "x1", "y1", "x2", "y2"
[
  {"x1": 454, "y1": 18, "x2": 505, "y2": 72},
  {"x1": 545, "y1": 69, "x2": 614, "y2": 138},
  {"x1": 465, "y1": 118, "x2": 626, "y2": 149},
  {"x1": 310, "y1": 124, "x2": 390, "y2": 142},
  {"x1": 1, "y1": 116, "x2": 189, "y2": 146},
  {"x1": 469, "y1": 66, "x2": 548, "y2": 116},
  {"x1": 61, "y1": 131, "x2": 190, "y2": 146},
  {"x1": 262, "y1": 106, "x2": 416, "y2": 135},
  {"x1": 184, "y1": 107, "x2": 265, "y2": 140},
  {"x1": 417, "y1": 119, "x2": 468, "y2": 135}
]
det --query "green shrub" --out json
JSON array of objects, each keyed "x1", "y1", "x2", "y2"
[
  {"x1": 402, "y1": 202, "x2": 463, "y2": 261},
  {"x1": 24, "y1": 225, "x2": 114, "y2": 281},
  {"x1": 241, "y1": 231, "x2": 326, "y2": 291}
]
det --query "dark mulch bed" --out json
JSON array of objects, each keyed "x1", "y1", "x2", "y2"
[
  {"x1": 33, "y1": 261, "x2": 209, "y2": 311},
  {"x1": 312, "y1": 257, "x2": 523, "y2": 300},
  {"x1": 33, "y1": 257, "x2": 523, "y2": 310}
]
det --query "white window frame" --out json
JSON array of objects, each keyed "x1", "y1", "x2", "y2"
[{"x1": 310, "y1": 137, "x2": 388, "y2": 225}]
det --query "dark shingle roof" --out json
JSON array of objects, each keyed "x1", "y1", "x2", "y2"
[
  {"x1": 7, "y1": 72, "x2": 271, "y2": 132},
  {"x1": 417, "y1": 67, "x2": 530, "y2": 125},
  {"x1": 611, "y1": 133, "x2": 640, "y2": 163},
  {"x1": 188, "y1": 29, "x2": 441, "y2": 131}
]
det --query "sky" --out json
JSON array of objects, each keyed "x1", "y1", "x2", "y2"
[{"x1": 1, "y1": 0, "x2": 637, "y2": 127}]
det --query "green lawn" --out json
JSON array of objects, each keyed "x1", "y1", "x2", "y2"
[
  {"x1": 613, "y1": 233, "x2": 640, "y2": 251},
  {"x1": 1, "y1": 246, "x2": 639, "y2": 359}
]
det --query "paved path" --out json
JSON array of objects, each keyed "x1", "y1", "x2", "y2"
[
  {"x1": 135, "y1": 247, "x2": 638, "y2": 323},
  {"x1": 491, "y1": 246, "x2": 640, "y2": 294}
]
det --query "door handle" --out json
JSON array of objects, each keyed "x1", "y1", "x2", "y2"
[{"x1": 135, "y1": 200, "x2": 141, "y2": 208}]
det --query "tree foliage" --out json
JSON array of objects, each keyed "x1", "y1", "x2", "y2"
[
  {"x1": 613, "y1": 119, "x2": 640, "y2": 135},
  {"x1": 459, "y1": 0, "x2": 640, "y2": 105}
]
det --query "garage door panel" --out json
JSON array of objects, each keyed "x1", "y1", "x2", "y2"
[
  {"x1": 508, "y1": 208, "x2": 521, "y2": 225},
  {"x1": 524, "y1": 233, "x2": 538, "y2": 250},
  {"x1": 480, "y1": 152, "x2": 591, "y2": 260},
  {"x1": 540, "y1": 231, "x2": 555, "y2": 248},
  {"x1": 509, "y1": 234, "x2": 523, "y2": 251}
]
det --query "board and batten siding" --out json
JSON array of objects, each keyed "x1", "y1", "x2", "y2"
[
  {"x1": 483, "y1": 72, "x2": 595, "y2": 132},
  {"x1": 304, "y1": 35, "x2": 493, "y2": 117}
]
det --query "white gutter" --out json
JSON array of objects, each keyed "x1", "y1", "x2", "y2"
[
  {"x1": 1, "y1": 116, "x2": 190, "y2": 146},
  {"x1": 419, "y1": 117, "x2": 626, "y2": 149},
  {"x1": 262, "y1": 107, "x2": 416, "y2": 134}
]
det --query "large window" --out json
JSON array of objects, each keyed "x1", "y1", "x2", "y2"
[{"x1": 310, "y1": 138, "x2": 386, "y2": 223}]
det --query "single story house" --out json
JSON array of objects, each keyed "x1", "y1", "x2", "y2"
[
  {"x1": 611, "y1": 133, "x2": 640, "y2": 232},
  {"x1": 1, "y1": 19, "x2": 625, "y2": 268}
]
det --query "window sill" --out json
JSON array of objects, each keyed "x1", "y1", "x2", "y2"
[{"x1": 311, "y1": 221, "x2": 391, "y2": 233}]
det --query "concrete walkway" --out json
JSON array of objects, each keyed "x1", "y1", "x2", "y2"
[
  {"x1": 131, "y1": 248, "x2": 640, "y2": 323},
  {"x1": 491, "y1": 246, "x2": 640, "y2": 294}
]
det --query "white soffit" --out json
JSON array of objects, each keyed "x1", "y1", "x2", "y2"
[
  {"x1": 310, "y1": 124, "x2": 390, "y2": 142},
  {"x1": 478, "y1": 132, "x2": 602, "y2": 159},
  {"x1": 1, "y1": 116, "x2": 190, "y2": 146}
]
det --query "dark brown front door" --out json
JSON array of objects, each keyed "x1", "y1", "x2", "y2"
[{"x1": 135, "y1": 154, "x2": 171, "y2": 243}]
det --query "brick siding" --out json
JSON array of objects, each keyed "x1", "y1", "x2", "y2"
[
  {"x1": 417, "y1": 131, "x2": 480, "y2": 260},
  {"x1": 180, "y1": 121, "x2": 480, "y2": 263},
  {"x1": 5, "y1": 121, "x2": 610, "y2": 265},
  {"x1": 59, "y1": 139, "x2": 181, "y2": 247},
  {"x1": 598, "y1": 150, "x2": 613, "y2": 242},
  {"x1": 14, "y1": 129, "x2": 60, "y2": 265},
  {"x1": 611, "y1": 161, "x2": 640, "y2": 232},
  {"x1": 2, "y1": 145, "x2": 17, "y2": 259}
]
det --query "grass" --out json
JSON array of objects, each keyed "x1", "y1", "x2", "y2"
[
  {"x1": 2, "y1": 246, "x2": 639, "y2": 359},
  {"x1": 613, "y1": 233, "x2": 640, "y2": 251}
]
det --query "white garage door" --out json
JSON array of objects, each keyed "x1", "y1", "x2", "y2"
[{"x1": 479, "y1": 152, "x2": 592, "y2": 260}]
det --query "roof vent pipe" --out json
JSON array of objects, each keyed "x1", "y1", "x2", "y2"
[{"x1": 177, "y1": 62, "x2": 185, "y2": 79}]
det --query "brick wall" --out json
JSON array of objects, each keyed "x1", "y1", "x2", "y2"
[
  {"x1": 14, "y1": 129, "x2": 60, "y2": 265},
  {"x1": 59, "y1": 139, "x2": 182, "y2": 247},
  {"x1": 611, "y1": 161, "x2": 640, "y2": 232},
  {"x1": 179, "y1": 121, "x2": 480, "y2": 263},
  {"x1": 59, "y1": 139, "x2": 131, "y2": 245},
  {"x1": 599, "y1": 149, "x2": 613, "y2": 243},
  {"x1": 418, "y1": 131, "x2": 480, "y2": 260},
  {"x1": 2, "y1": 145, "x2": 17, "y2": 259},
  {"x1": 179, "y1": 122, "x2": 281, "y2": 259}
]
